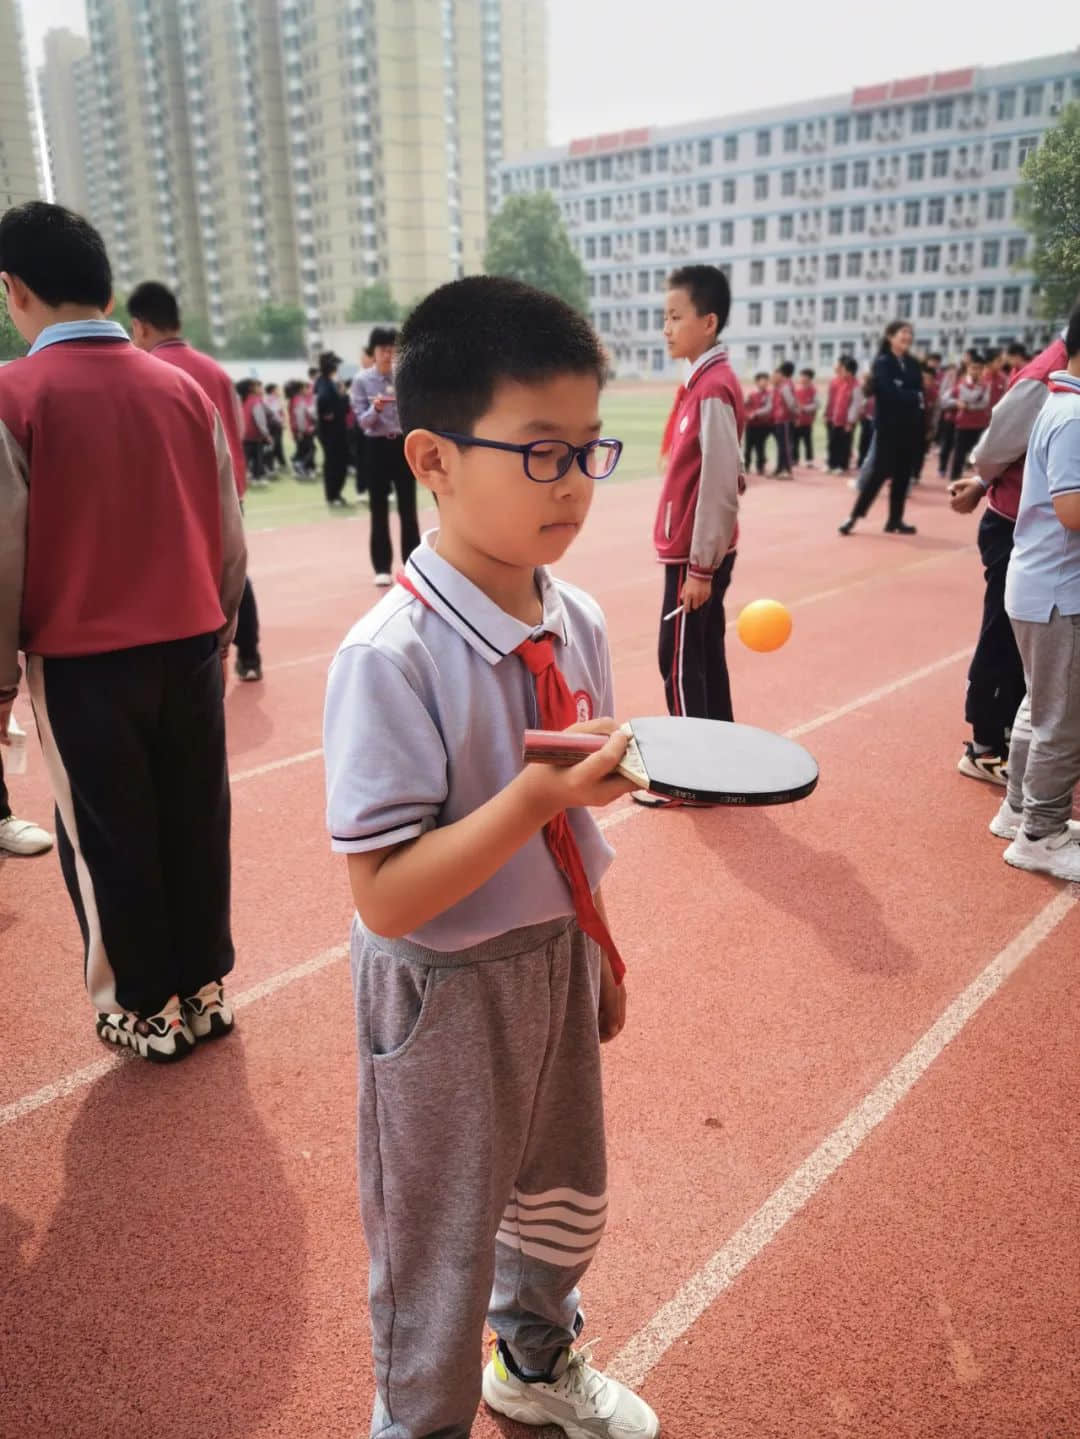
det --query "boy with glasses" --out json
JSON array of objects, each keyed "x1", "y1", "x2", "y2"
[{"x1": 323, "y1": 276, "x2": 658, "y2": 1439}]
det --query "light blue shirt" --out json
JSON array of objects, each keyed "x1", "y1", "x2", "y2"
[
  {"x1": 27, "y1": 319, "x2": 130, "y2": 355},
  {"x1": 323, "y1": 536, "x2": 615, "y2": 951},
  {"x1": 349, "y1": 364, "x2": 401, "y2": 438},
  {"x1": 1005, "y1": 370, "x2": 1080, "y2": 623}
]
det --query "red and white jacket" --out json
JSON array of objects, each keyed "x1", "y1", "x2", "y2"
[
  {"x1": 654, "y1": 345, "x2": 745, "y2": 578},
  {"x1": 794, "y1": 381, "x2": 818, "y2": 424},
  {"x1": 973, "y1": 337, "x2": 1068, "y2": 522},
  {"x1": 744, "y1": 386, "x2": 773, "y2": 427},
  {"x1": 771, "y1": 378, "x2": 798, "y2": 424},
  {"x1": 826, "y1": 375, "x2": 856, "y2": 427},
  {"x1": 955, "y1": 378, "x2": 991, "y2": 431}
]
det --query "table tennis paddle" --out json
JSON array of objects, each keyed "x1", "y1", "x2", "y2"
[{"x1": 523, "y1": 716, "x2": 818, "y2": 806}]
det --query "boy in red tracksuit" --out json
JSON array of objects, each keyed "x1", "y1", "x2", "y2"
[
  {"x1": 239, "y1": 378, "x2": 272, "y2": 487},
  {"x1": 743, "y1": 372, "x2": 772, "y2": 475},
  {"x1": 826, "y1": 356, "x2": 858, "y2": 472},
  {"x1": 648, "y1": 266, "x2": 744, "y2": 803},
  {"x1": 793, "y1": 368, "x2": 818, "y2": 468},
  {"x1": 771, "y1": 360, "x2": 797, "y2": 477},
  {"x1": 951, "y1": 357, "x2": 991, "y2": 479}
]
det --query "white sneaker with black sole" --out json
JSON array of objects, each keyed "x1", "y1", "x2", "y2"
[
  {"x1": 957, "y1": 744, "x2": 1007, "y2": 786},
  {"x1": 0, "y1": 815, "x2": 54, "y2": 856},
  {"x1": 96, "y1": 995, "x2": 195, "y2": 1063},
  {"x1": 989, "y1": 799, "x2": 1080, "y2": 842},
  {"x1": 483, "y1": 1340, "x2": 660, "y2": 1439},
  {"x1": 1003, "y1": 827, "x2": 1080, "y2": 882},
  {"x1": 181, "y1": 980, "x2": 235, "y2": 1041}
]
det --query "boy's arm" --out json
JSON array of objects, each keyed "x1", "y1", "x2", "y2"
[
  {"x1": 1049, "y1": 418, "x2": 1080, "y2": 532},
  {"x1": 687, "y1": 395, "x2": 741, "y2": 584},
  {"x1": 213, "y1": 414, "x2": 248, "y2": 649},
  {"x1": 972, "y1": 376, "x2": 1049, "y2": 482},
  {"x1": 0, "y1": 419, "x2": 27, "y2": 733}
]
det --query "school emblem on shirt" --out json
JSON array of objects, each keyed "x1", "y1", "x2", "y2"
[{"x1": 573, "y1": 690, "x2": 593, "y2": 723}]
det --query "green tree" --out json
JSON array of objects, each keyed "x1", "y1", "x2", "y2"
[
  {"x1": 484, "y1": 192, "x2": 588, "y2": 313},
  {"x1": 0, "y1": 306, "x2": 26, "y2": 360},
  {"x1": 223, "y1": 303, "x2": 306, "y2": 359},
  {"x1": 1017, "y1": 102, "x2": 1080, "y2": 323},
  {"x1": 347, "y1": 282, "x2": 401, "y2": 323}
]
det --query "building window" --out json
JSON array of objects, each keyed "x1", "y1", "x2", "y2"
[
  {"x1": 656, "y1": 188, "x2": 669, "y2": 213},
  {"x1": 600, "y1": 196, "x2": 611, "y2": 219},
  {"x1": 696, "y1": 223, "x2": 709, "y2": 248},
  {"x1": 774, "y1": 300, "x2": 789, "y2": 324},
  {"x1": 599, "y1": 274, "x2": 611, "y2": 296},
  {"x1": 585, "y1": 159, "x2": 596, "y2": 182},
  {"x1": 856, "y1": 113, "x2": 872, "y2": 142},
  {"x1": 781, "y1": 169, "x2": 796, "y2": 197},
  {"x1": 754, "y1": 173, "x2": 769, "y2": 200},
  {"x1": 927, "y1": 197, "x2": 945, "y2": 225},
  {"x1": 1023, "y1": 84, "x2": 1043, "y2": 117},
  {"x1": 982, "y1": 238, "x2": 1001, "y2": 267},
  {"x1": 828, "y1": 208, "x2": 844, "y2": 236},
  {"x1": 977, "y1": 287, "x2": 995, "y2": 315},
  {"x1": 991, "y1": 140, "x2": 1011, "y2": 172},
  {"x1": 724, "y1": 134, "x2": 737, "y2": 162},
  {"x1": 585, "y1": 236, "x2": 596, "y2": 259},
  {"x1": 697, "y1": 181, "x2": 711, "y2": 206},
  {"x1": 585, "y1": 199, "x2": 596, "y2": 222},
  {"x1": 722, "y1": 178, "x2": 735, "y2": 204},
  {"x1": 845, "y1": 252, "x2": 862, "y2": 277},
  {"x1": 904, "y1": 199, "x2": 922, "y2": 227},
  {"x1": 600, "y1": 236, "x2": 611, "y2": 257},
  {"x1": 636, "y1": 308, "x2": 650, "y2": 332},
  {"x1": 918, "y1": 291, "x2": 936, "y2": 317},
  {"x1": 639, "y1": 150, "x2": 652, "y2": 175},
  {"x1": 911, "y1": 102, "x2": 929, "y2": 133},
  {"x1": 1007, "y1": 236, "x2": 1027, "y2": 266},
  {"x1": 834, "y1": 116, "x2": 850, "y2": 144},
  {"x1": 756, "y1": 128, "x2": 772, "y2": 157},
  {"x1": 637, "y1": 270, "x2": 650, "y2": 293},
  {"x1": 777, "y1": 257, "x2": 792, "y2": 281},
  {"x1": 657, "y1": 146, "x2": 669, "y2": 171},
  {"x1": 698, "y1": 138, "x2": 712, "y2": 165},
  {"x1": 935, "y1": 99, "x2": 953, "y2": 129},
  {"x1": 779, "y1": 213, "x2": 794, "y2": 240},
  {"x1": 720, "y1": 220, "x2": 733, "y2": 246},
  {"x1": 823, "y1": 297, "x2": 838, "y2": 322},
  {"x1": 831, "y1": 162, "x2": 847, "y2": 190},
  {"x1": 1001, "y1": 285, "x2": 1021, "y2": 315},
  {"x1": 923, "y1": 244, "x2": 941, "y2": 272},
  {"x1": 931, "y1": 149, "x2": 949, "y2": 179},
  {"x1": 655, "y1": 228, "x2": 667, "y2": 250},
  {"x1": 639, "y1": 191, "x2": 652, "y2": 216},
  {"x1": 853, "y1": 159, "x2": 869, "y2": 187},
  {"x1": 825, "y1": 253, "x2": 841, "y2": 279},
  {"x1": 900, "y1": 247, "x2": 916, "y2": 274},
  {"x1": 599, "y1": 157, "x2": 612, "y2": 180},
  {"x1": 654, "y1": 268, "x2": 666, "y2": 289},
  {"x1": 987, "y1": 191, "x2": 1006, "y2": 221},
  {"x1": 748, "y1": 301, "x2": 762, "y2": 326},
  {"x1": 1017, "y1": 136, "x2": 1039, "y2": 168},
  {"x1": 782, "y1": 123, "x2": 798, "y2": 153},
  {"x1": 638, "y1": 231, "x2": 650, "y2": 254},
  {"x1": 843, "y1": 295, "x2": 859, "y2": 320},
  {"x1": 997, "y1": 89, "x2": 1016, "y2": 121},
  {"x1": 907, "y1": 153, "x2": 925, "y2": 182},
  {"x1": 752, "y1": 217, "x2": 767, "y2": 243},
  {"x1": 750, "y1": 260, "x2": 764, "y2": 285},
  {"x1": 850, "y1": 206, "x2": 866, "y2": 234},
  {"x1": 897, "y1": 292, "x2": 913, "y2": 319}
]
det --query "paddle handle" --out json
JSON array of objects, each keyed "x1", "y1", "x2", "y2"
[{"x1": 522, "y1": 729, "x2": 608, "y2": 765}]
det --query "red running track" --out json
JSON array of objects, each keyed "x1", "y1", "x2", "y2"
[{"x1": 1, "y1": 466, "x2": 1077, "y2": 1439}]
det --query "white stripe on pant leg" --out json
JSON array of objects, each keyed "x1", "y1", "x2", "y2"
[
  {"x1": 26, "y1": 658, "x2": 118, "y2": 1013},
  {"x1": 675, "y1": 567, "x2": 688, "y2": 716}
]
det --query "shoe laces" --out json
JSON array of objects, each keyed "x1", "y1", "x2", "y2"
[{"x1": 555, "y1": 1340, "x2": 610, "y2": 1409}]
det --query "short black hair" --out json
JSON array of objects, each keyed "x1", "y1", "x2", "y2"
[
  {"x1": 842, "y1": 356, "x2": 858, "y2": 375},
  {"x1": 1065, "y1": 299, "x2": 1080, "y2": 358},
  {"x1": 368, "y1": 325, "x2": 398, "y2": 350},
  {"x1": 395, "y1": 276, "x2": 606, "y2": 435},
  {"x1": 0, "y1": 201, "x2": 111, "y2": 309},
  {"x1": 1005, "y1": 340, "x2": 1028, "y2": 358},
  {"x1": 667, "y1": 265, "x2": 731, "y2": 338},
  {"x1": 799, "y1": 368, "x2": 814, "y2": 379},
  {"x1": 778, "y1": 361, "x2": 796, "y2": 378},
  {"x1": 127, "y1": 280, "x2": 180, "y2": 332},
  {"x1": 754, "y1": 371, "x2": 769, "y2": 381},
  {"x1": 236, "y1": 378, "x2": 255, "y2": 399}
]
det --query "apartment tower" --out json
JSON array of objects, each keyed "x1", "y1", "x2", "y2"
[
  {"x1": 39, "y1": 29, "x2": 92, "y2": 212},
  {"x1": 0, "y1": 0, "x2": 43, "y2": 211}
]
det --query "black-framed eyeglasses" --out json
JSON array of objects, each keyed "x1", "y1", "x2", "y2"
[{"x1": 431, "y1": 430, "x2": 623, "y2": 484}]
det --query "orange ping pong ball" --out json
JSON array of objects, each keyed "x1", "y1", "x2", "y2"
[{"x1": 736, "y1": 598, "x2": 792, "y2": 653}]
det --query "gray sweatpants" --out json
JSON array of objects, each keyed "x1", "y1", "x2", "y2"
[
  {"x1": 350, "y1": 914, "x2": 607, "y2": 1439},
  {"x1": 1006, "y1": 608, "x2": 1080, "y2": 837}
]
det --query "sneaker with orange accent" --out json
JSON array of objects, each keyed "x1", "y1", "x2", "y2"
[{"x1": 95, "y1": 995, "x2": 194, "y2": 1063}]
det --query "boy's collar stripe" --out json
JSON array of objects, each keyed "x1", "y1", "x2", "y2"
[{"x1": 405, "y1": 555, "x2": 507, "y2": 661}]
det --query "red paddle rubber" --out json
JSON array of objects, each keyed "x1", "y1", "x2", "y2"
[{"x1": 523, "y1": 730, "x2": 608, "y2": 765}]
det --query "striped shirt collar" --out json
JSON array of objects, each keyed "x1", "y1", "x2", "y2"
[
  {"x1": 686, "y1": 342, "x2": 730, "y2": 385},
  {"x1": 402, "y1": 532, "x2": 570, "y2": 666},
  {"x1": 1047, "y1": 369, "x2": 1080, "y2": 397},
  {"x1": 28, "y1": 319, "x2": 130, "y2": 355}
]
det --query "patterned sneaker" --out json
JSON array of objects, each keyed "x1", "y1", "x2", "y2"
[
  {"x1": 483, "y1": 1340, "x2": 660, "y2": 1439},
  {"x1": 181, "y1": 980, "x2": 235, "y2": 1041},
  {"x1": 957, "y1": 743, "x2": 1007, "y2": 786},
  {"x1": 95, "y1": 996, "x2": 194, "y2": 1063},
  {"x1": 990, "y1": 798, "x2": 1080, "y2": 842}
]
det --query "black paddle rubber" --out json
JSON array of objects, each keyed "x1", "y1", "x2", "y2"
[{"x1": 629, "y1": 716, "x2": 818, "y2": 805}]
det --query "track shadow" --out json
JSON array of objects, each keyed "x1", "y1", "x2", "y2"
[
  {"x1": 690, "y1": 807, "x2": 919, "y2": 977},
  {"x1": 0, "y1": 1039, "x2": 306, "y2": 1437},
  {"x1": 225, "y1": 682, "x2": 277, "y2": 756}
]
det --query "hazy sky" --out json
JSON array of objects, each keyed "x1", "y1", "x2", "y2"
[{"x1": 18, "y1": 0, "x2": 1079, "y2": 144}]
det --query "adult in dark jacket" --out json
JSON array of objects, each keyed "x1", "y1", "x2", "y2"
[
  {"x1": 315, "y1": 350, "x2": 350, "y2": 507},
  {"x1": 839, "y1": 321, "x2": 924, "y2": 536}
]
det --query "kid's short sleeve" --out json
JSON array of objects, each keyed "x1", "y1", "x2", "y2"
[{"x1": 324, "y1": 642, "x2": 447, "y2": 853}]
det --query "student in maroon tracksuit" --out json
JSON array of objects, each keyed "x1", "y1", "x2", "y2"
[
  {"x1": 948, "y1": 333, "x2": 1068, "y2": 784},
  {"x1": 128, "y1": 279, "x2": 263, "y2": 681},
  {"x1": 951, "y1": 356, "x2": 991, "y2": 479},
  {"x1": 771, "y1": 360, "x2": 797, "y2": 477},
  {"x1": 743, "y1": 372, "x2": 772, "y2": 475},
  {"x1": 648, "y1": 265, "x2": 744, "y2": 808},
  {"x1": 0, "y1": 202, "x2": 246, "y2": 1062},
  {"x1": 825, "y1": 356, "x2": 858, "y2": 473},
  {"x1": 793, "y1": 368, "x2": 818, "y2": 468}
]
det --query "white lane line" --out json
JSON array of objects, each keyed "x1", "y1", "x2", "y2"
[
  {"x1": 610, "y1": 887, "x2": 1078, "y2": 1392},
  {"x1": 0, "y1": 943, "x2": 349, "y2": 1131},
  {"x1": 0, "y1": 645, "x2": 983, "y2": 1130},
  {"x1": 263, "y1": 650, "x2": 336, "y2": 674}
]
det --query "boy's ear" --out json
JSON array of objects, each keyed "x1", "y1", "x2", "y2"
[{"x1": 404, "y1": 429, "x2": 454, "y2": 498}]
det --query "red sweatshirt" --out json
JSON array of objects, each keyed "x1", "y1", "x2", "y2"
[
  {"x1": 955, "y1": 378, "x2": 991, "y2": 430},
  {"x1": 973, "y1": 338, "x2": 1068, "y2": 522},
  {"x1": 744, "y1": 387, "x2": 773, "y2": 427},
  {"x1": 794, "y1": 381, "x2": 818, "y2": 424},
  {"x1": 827, "y1": 376, "x2": 855, "y2": 427},
  {"x1": 771, "y1": 379, "x2": 798, "y2": 424},
  {"x1": 0, "y1": 337, "x2": 246, "y2": 692},
  {"x1": 654, "y1": 346, "x2": 745, "y2": 578},
  {"x1": 151, "y1": 338, "x2": 247, "y2": 498}
]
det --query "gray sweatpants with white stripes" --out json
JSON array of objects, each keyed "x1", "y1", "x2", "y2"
[{"x1": 350, "y1": 914, "x2": 608, "y2": 1439}]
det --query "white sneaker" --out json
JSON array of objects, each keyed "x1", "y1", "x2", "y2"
[
  {"x1": 1003, "y1": 827, "x2": 1080, "y2": 882},
  {"x1": 991, "y1": 799, "x2": 1080, "y2": 842},
  {"x1": 957, "y1": 744, "x2": 1007, "y2": 787},
  {"x1": 483, "y1": 1340, "x2": 660, "y2": 1439},
  {"x1": 181, "y1": 980, "x2": 235, "y2": 1041},
  {"x1": 95, "y1": 995, "x2": 195, "y2": 1063},
  {"x1": 0, "y1": 815, "x2": 54, "y2": 856},
  {"x1": 373, "y1": 572, "x2": 393, "y2": 587}
]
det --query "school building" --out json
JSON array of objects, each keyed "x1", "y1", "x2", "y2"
[{"x1": 498, "y1": 51, "x2": 1080, "y2": 378}]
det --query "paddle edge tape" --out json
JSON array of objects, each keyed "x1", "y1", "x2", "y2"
[{"x1": 650, "y1": 770, "x2": 820, "y2": 806}]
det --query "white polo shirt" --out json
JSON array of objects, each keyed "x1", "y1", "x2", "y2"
[
  {"x1": 323, "y1": 537, "x2": 616, "y2": 951},
  {"x1": 1006, "y1": 371, "x2": 1080, "y2": 624}
]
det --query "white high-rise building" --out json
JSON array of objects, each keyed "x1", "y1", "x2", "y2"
[
  {"x1": 39, "y1": 29, "x2": 92, "y2": 212},
  {"x1": 500, "y1": 51, "x2": 1080, "y2": 376},
  {"x1": 0, "y1": 0, "x2": 44, "y2": 211}
]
